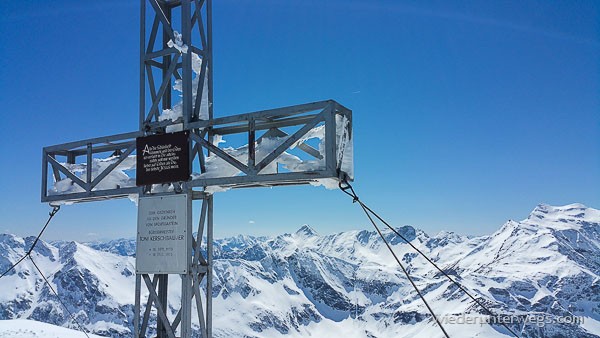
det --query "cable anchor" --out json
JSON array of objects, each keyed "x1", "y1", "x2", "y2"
[
  {"x1": 50, "y1": 205, "x2": 60, "y2": 217},
  {"x1": 339, "y1": 178, "x2": 359, "y2": 203}
]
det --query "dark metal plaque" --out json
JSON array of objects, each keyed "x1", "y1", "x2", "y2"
[{"x1": 136, "y1": 131, "x2": 190, "y2": 186}]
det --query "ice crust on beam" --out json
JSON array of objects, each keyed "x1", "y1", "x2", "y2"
[
  {"x1": 198, "y1": 115, "x2": 353, "y2": 193},
  {"x1": 159, "y1": 51, "x2": 209, "y2": 132},
  {"x1": 309, "y1": 115, "x2": 353, "y2": 190},
  {"x1": 199, "y1": 128, "x2": 326, "y2": 178},
  {"x1": 336, "y1": 115, "x2": 353, "y2": 180},
  {"x1": 196, "y1": 131, "x2": 327, "y2": 194},
  {"x1": 195, "y1": 136, "x2": 326, "y2": 194},
  {"x1": 49, "y1": 155, "x2": 137, "y2": 198},
  {"x1": 167, "y1": 30, "x2": 188, "y2": 53}
]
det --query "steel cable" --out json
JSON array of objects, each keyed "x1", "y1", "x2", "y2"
[
  {"x1": 0, "y1": 206, "x2": 60, "y2": 279},
  {"x1": 29, "y1": 255, "x2": 91, "y2": 338},
  {"x1": 339, "y1": 179, "x2": 520, "y2": 338},
  {"x1": 358, "y1": 198, "x2": 450, "y2": 338},
  {"x1": 0, "y1": 205, "x2": 91, "y2": 337}
]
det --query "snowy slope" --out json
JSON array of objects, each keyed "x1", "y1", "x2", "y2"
[
  {"x1": 0, "y1": 203, "x2": 598, "y2": 337},
  {"x1": 0, "y1": 237, "x2": 136, "y2": 337},
  {"x1": 0, "y1": 319, "x2": 104, "y2": 338}
]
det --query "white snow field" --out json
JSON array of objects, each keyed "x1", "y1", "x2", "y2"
[{"x1": 0, "y1": 319, "x2": 104, "y2": 338}]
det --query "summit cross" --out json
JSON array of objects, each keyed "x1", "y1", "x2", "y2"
[{"x1": 41, "y1": 1, "x2": 353, "y2": 337}]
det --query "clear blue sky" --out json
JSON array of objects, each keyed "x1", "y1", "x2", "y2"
[{"x1": 0, "y1": 0, "x2": 598, "y2": 241}]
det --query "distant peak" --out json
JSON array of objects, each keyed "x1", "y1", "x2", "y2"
[
  {"x1": 295, "y1": 224, "x2": 318, "y2": 237},
  {"x1": 529, "y1": 203, "x2": 589, "y2": 219},
  {"x1": 522, "y1": 203, "x2": 599, "y2": 230},
  {"x1": 532, "y1": 203, "x2": 551, "y2": 212},
  {"x1": 0, "y1": 233, "x2": 24, "y2": 248},
  {"x1": 0, "y1": 233, "x2": 17, "y2": 241},
  {"x1": 533, "y1": 202, "x2": 586, "y2": 211}
]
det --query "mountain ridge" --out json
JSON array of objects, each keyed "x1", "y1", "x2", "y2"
[{"x1": 0, "y1": 203, "x2": 598, "y2": 337}]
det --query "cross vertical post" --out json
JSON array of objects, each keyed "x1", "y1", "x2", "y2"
[{"x1": 137, "y1": 1, "x2": 214, "y2": 337}]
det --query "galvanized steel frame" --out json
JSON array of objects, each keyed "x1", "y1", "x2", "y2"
[{"x1": 137, "y1": 1, "x2": 211, "y2": 337}]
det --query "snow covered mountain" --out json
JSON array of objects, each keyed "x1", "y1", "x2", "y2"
[{"x1": 0, "y1": 203, "x2": 599, "y2": 337}]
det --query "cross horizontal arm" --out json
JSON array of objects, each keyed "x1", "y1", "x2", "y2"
[
  {"x1": 41, "y1": 133, "x2": 140, "y2": 203},
  {"x1": 41, "y1": 100, "x2": 352, "y2": 204}
]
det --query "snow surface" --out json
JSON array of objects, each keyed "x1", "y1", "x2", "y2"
[
  {"x1": 0, "y1": 319, "x2": 104, "y2": 338},
  {"x1": 48, "y1": 155, "x2": 136, "y2": 198}
]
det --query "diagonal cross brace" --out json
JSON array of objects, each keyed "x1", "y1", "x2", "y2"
[
  {"x1": 191, "y1": 0, "x2": 207, "y2": 49},
  {"x1": 140, "y1": 274, "x2": 159, "y2": 337},
  {"x1": 145, "y1": 53, "x2": 180, "y2": 124},
  {"x1": 143, "y1": 274, "x2": 177, "y2": 338},
  {"x1": 47, "y1": 155, "x2": 87, "y2": 190},
  {"x1": 190, "y1": 132, "x2": 250, "y2": 174},
  {"x1": 260, "y1": 128, "x2": 323, "y2": 160},
  {"x1": 90, "y1": 144, "x2": 136, "y2": 189},
  {"x1": 254, "y1": 106, "x2": 328, "y2": 173},
  {"x1": 170, "y1": 272, "x2": 208, "y2": 337},
  {"x1": 149, "y1": 0, "x2": 177, "y2": 42}
]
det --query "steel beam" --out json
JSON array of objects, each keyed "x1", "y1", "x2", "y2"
[{"x1": 41, "y1": 101, "x2": 351, "y2": 203}]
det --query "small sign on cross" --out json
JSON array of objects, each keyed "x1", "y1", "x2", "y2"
[{"x1": 136, "y1": 131, "x2": 191, "y2": 186}]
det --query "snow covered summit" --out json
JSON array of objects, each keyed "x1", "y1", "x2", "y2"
[{"x1": 294, "y1": 224, "x2": 319, "y2": 238}]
